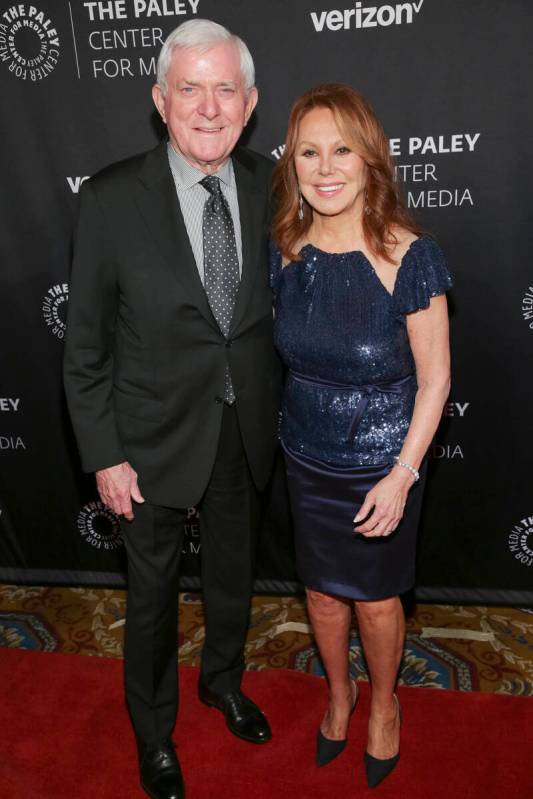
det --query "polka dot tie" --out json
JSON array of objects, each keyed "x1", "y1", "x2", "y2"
[{"x1": 200, "y1": 175, "x2": 240, "y2": 404}]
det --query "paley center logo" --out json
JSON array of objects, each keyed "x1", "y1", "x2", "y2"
[
  {"x1": 431, "y1": 401, "x2": 470, "y2": 459},
  {"x1": 0, "y1": 398, "x2": 20, "y2": 412},
  {"x1": 0, "y1": 435, "x2": 25, "y2": 450},
  {"x1": 521, "y1": 286, "x2": 533, "y2": 330},
  {"x1": 77, "y1": 500, "x2": 123, "y2": 551},
  {"x1": 508, "y1": 516, "x2": 533, "y2": 568},
  {"x1": 1, "y1": 396, "x2": 25, "y2": 451},
  {"x1": 183, "y1": 507, "x2": 201, "y2": 555},
  {"x1": 42, "y1": 282, "x2": 68, "y2": 340},
  {"x1": 310, "y1": 0, "x2": 424, "y2": 32},
  {"x1": 0, "y1": 4, "x2": 60, "y2": 81}
]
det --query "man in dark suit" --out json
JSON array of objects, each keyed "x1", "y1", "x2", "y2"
[{"x1": 64, "y1": 18, "x2": 280, "y2": 799}]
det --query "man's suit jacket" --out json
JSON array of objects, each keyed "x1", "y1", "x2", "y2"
[{"x1": 63, "y1": 141, "x2": 281, "y2": 508}]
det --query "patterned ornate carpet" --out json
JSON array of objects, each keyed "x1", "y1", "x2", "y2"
[{"x1": 1, "y1": 584, "x2": 532, "y2": 695}]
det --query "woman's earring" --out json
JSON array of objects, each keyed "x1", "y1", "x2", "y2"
[
  {"x1": 364, "y1": 191, "x2": 371, "y2": 215},
  {"x1": 298, "y1": 192, "x2": 304, "y2": 220}
]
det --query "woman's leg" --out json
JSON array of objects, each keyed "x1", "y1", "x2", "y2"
[
  {"x1": 306, "y1": 588, "x2": 357, "y2": 739},
  {"x1": 354, "y1": 596, "x2": 404, "y2": 758}
]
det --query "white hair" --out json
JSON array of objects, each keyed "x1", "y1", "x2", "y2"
[{"x1": 156, "y1": 18, "x2": 255, "y2": 96}]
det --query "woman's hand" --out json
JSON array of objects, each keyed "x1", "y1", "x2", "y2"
[{"x1": 353, "y1": 466, "x2": 415, "y2": 537}]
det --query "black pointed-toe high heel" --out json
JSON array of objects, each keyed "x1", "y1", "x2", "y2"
[
  {"x1": 316, "y1": 679, "x2": 359, "y2": 768},
  {"x1": 364, "y1": 694, "x2": 402, "y2": 788}
]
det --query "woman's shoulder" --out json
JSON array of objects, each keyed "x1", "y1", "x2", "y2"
[
  {"x1": 391, "y1": 227, "x2": 419, "y2": 253},
  {"x1": 388, "y1": 227, "x2": 429, "y2": 265},
  {"x1": 393, "y1": 228, "x2": 446, "y2": 261},
  {"x1": 392, "y1": 230, "x2": 452, "y2": 313}
]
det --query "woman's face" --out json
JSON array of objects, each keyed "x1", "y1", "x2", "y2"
[{"x1": 294, "y1": 106, "x2": 367, "y2": 219}]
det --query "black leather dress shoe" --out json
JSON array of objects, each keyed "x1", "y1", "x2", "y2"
[
  {"x1": 198, "y1": 682, "x2": 272, "y2": 744},
  {"x1": 137, "y1": 738, "x2": 185, "y2": 799}
]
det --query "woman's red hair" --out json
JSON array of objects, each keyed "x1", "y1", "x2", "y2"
[{"x1": 271, "y1": 83, "x2": 422, "y2": 264}]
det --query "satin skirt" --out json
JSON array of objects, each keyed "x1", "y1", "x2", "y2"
[{"x1": 283, "y1": 444, "x2": 427, "y2": 601}]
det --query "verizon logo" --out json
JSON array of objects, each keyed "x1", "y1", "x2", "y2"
[
  {"x1": 67, "y1": 176, "x2": 90, "y2": 193},
  {"x1": 311, "y1": 1, "x2": 424, "y2": 32}
]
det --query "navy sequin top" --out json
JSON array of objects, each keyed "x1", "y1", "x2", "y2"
[{"x1": 270, "y1": 235, "x2": 453, "y2": 466}]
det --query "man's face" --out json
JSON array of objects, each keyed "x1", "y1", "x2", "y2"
[{"x1": 152, "y1": 42, "x2": 257, "y2": 174}]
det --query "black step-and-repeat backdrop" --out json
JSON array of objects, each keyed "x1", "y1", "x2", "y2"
[{"x1": 1, "y1": 1, "x2": 532, "y2": 604}]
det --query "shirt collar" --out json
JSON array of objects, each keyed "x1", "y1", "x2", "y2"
[{"x1": 167, "y1": 142, "x2": 233, "y2": 190}]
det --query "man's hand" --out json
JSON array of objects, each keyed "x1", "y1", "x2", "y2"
[{"x1": 96, "y1": 462, "x2": 145, "y2": 521}]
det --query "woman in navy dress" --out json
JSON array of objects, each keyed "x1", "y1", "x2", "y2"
[{"x1": 270, "y1": 84, "x2": 452, "y2": 787}]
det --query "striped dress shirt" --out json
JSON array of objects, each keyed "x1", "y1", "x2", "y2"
[{"x1": 167, "y1": 142, "x2": 243, "y2": 284}]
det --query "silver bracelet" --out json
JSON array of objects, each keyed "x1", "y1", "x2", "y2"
[{"x1": 394, "y1": 456, "x2": 419, "y2": 482}]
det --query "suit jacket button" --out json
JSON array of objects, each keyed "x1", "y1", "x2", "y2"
[
  {"x1": 214, "y1": 396, "x2": 223, "y2": 404},
  {"x1": 225, "y1": 340, "x2": 232, "y2": 348}
]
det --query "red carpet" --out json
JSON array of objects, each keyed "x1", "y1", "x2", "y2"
[{"x1": 0, "y1": 648, "x2": 532, "y2": 799}]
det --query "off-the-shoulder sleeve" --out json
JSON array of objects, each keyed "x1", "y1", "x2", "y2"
[
  {"x1": 395, "y1": 236, "x2": 453, "y2": 315},
  {"x1": 268, "y1": 238, "x2": 283, "y2": 298}
]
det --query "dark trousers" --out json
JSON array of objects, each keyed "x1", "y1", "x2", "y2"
[{"x1": 122, "y1": 404, "x2": 260, "y2": 743}]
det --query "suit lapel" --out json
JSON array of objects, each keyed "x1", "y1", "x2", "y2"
[
  {"x1": 134, "y1": 142, "x2": 218, "y2": 331},
  {"x1": 133, "y1": 142, "x2": 265, "y2": 337},
  {"x1": 230, "y1": 149, "x2": 264, "y2": 337}
]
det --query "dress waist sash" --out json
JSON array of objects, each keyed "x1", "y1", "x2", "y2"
[{"x1": 288, "y1": 370, "x2": 415, "y2": 442}]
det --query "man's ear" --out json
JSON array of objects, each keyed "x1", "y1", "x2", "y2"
[
  {"x1": 244, "y1": 87, "x2": 258, "y2": 127},
  {"x1": 152, "y1": 84, "x2": 166, "y2": 124}
]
